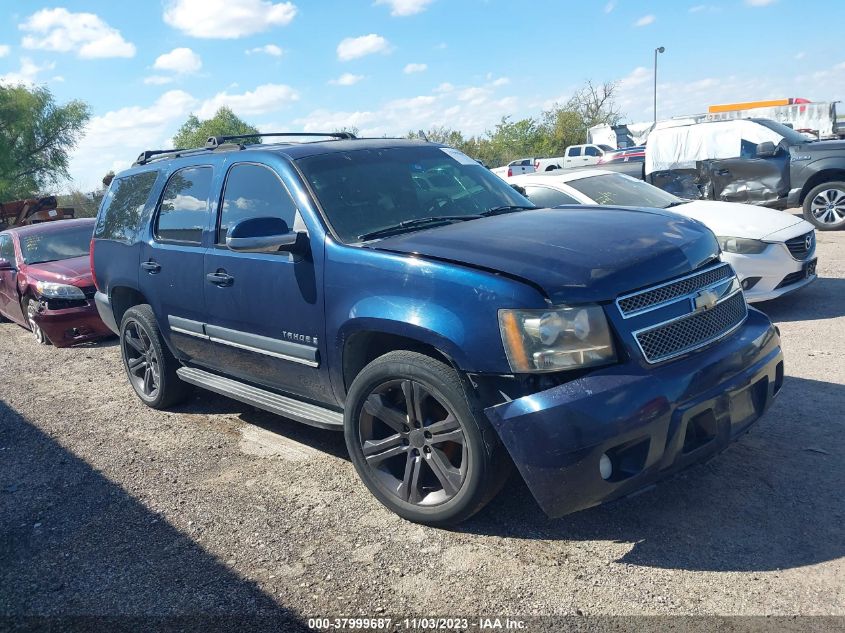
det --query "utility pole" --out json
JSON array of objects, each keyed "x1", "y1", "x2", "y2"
[{"x1": 654, "y1": 46, "x2": 665, "y2": 125}]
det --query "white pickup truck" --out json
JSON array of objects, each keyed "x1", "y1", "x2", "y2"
[
  {"x1": 534, "y1": 144, "x2": 612, "y2": 172},
  {"x1": 491, "y1": 157, "x2": 536, "y2": 178}
]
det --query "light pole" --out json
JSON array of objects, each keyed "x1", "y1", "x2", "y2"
[{"x1": 654, "y1": 46, "x2": 665, "y2": 125}]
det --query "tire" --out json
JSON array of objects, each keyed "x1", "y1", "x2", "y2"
[
  {"x1": 344, "y1": 351, "x2": 511, "y2": 526},
  {"x1": 24, "y1": 298, "x2": 51, "y2": 345},
  {"x1": 119, "y1": 304, "x2": 190, "y2": 409},
  {"x1": 802, "y1": 181, "x2": 845, "y2": 230}
]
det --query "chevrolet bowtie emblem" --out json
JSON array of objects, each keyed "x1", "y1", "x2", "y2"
[{"x1": 692, "y1": 288, "x2": 719, "y2": 312}]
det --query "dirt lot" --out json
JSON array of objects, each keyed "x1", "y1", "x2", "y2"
[{"x1": 1, "y1": 221, "x2": 843, "y2": 631}]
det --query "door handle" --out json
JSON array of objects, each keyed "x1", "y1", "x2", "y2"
[
  {"x1": 140, "y1": 261, "x2": 161, "y2": 274},
  {"x1": 715, "y1": 169, "x2": 731, "y2": 176},
  {"x1": 206, "y1": 271, "x2": 234, "y2": 287}
]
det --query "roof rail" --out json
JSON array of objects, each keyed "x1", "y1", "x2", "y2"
[
  {"x1": 205, "y1": 131, "x2": 357, "y2": 148},
  {"x1": 133, "y1": 132, "x2": 357, "y2": 167}
]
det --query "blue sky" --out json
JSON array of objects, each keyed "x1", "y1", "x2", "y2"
[{"x1": 0, "y1": 0, "x2": 841, "y2": 191}]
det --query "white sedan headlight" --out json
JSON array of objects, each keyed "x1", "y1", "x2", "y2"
[
  {"x1": 34, "y1": 281, "x2": 86, "y2": 299},
  {"x1": 717, "y1": 236, "x2": 768, "y2": 254},
  {"x1": 498, "y1": 305, "x2": 616, "y2": 372}
]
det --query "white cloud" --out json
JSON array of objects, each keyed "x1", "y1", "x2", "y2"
[
  {"x1": 197, "y1": 83, "x2": 299, "y2": 118},
  {"x1": 634, "y1": 14, "x2": 656, "y2": 27},
  {"x1": 435, "y1": 42, "x2": 447, "y2": 50},
  {"x1": 163, "y1": 0, "x2": 297, "y2": 39},
  {"x1": 604, "y1": 1, "x2": 616, "y2": 13},
  {"x1": 490, "y1": 77, "x2": 510, "y2": 87},
  {"x1": 19, "y1": 8, "x2": 135, "y2": 58},
  {"x1": 337, "y1": 34, "x2": 390, "y2": 61},
  {"x1": 795, "y1": 51, "x2": 806, "y2": 60},
  {"x1": 295, "y1": 85, "x2": 521, "y2": 139},
  {"x1": 246, "y1": 44, "x2": 284, "y2": 57},
  {"x1": 403, "y1": 63, "x2": 427, "y2": 74},
  {"x1": 746, "y1": 0, "x2": 775, "y2": 5},
  {"x1": 144, "y1": 75, "x2": 175, "y2": 85},
  {"x1": 0, "y1": 45, "x2": 9, "y2": 58},
  {"x1": 434, "y1": 82, "x2": 453, "y2": 93},
  {"x1": 153, "y1": 47, "x2": 202, "y2": 74},
  {"x1": 70, "y1": 90, "x2": 197, "y2": 191},
  {"x1": 0, "y1": 57, "x2": 55, "y2": 86},
  {"x1": 374, "y1": 0, "x2": 435, "y2": 16},
  {"x1": 329, "y1": 73, "x2": 364, "y2": 86}
]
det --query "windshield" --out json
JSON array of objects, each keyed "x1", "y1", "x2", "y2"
[
  {"x1": 753, "y1": 119, "x2": 813, "y2": 146},
  {"x1": 297, "y1": 145, "x2": 534, "y2": 242},
  {"x1": 19, "y1": 225, "x2": 92, "y2": 264},
  {"x1": 566, "y1": 173, "x2": 682, "y2": 209}
]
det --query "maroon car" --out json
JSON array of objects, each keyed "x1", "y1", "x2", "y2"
[{"x1": 0, "y1": 218, "x2": 112, "y2": 346}]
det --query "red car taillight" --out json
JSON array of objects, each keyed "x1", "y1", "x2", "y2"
[
  {"x1": 507, "y1": 167, "x2": 512, "y2": 177},
  {"x1": 90, "y1": 238, "x2": 99, "y2": 292}
]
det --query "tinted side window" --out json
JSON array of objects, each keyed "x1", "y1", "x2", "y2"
[
  {"x1": 217, "y1": 164, "x2": 297, "y2": 244},
  {"x1": 0, "y1": 234, "x2": 14, "y2": 261},
  {"x1": 155, "y1": 167, "x2": 213, "y2": 244},
  {"x1": 94, "y1": 170, "x2": 159, "y2": 243},
  {"x1": 524, "y1": 186, "x2": 580, "y2": 207},
  {"x1": 568, "y1": 147, "x2": 582, "y2": 157},
  {"x1": 585, "y1": 146, "x2": 601, "y2": 157}
]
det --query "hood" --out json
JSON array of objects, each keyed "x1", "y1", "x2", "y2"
[
  {"x1": 672, "y1": 200, "x2": 805, "y2": 239},
  {"x1": 370, "y1": 207, "x2": 720, "y2": 304},
  {"x1": 24, "y1": 255, "x2": 93, "y2": 287},
  {"x1": 799, "y1": 139, "x2": 845, "y2": 152}
]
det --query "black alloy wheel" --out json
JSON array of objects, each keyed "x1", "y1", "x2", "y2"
[{"x1": 359, "y1": 378, "x2": 467, "y2": 506}]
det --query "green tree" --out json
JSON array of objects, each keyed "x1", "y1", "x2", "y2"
[
  {"x1": 0, "y1": 84, "x2": 90, "y2": 200},
  {"x1": 172, "y1": 107, "x2": 261, "y2": 149}
]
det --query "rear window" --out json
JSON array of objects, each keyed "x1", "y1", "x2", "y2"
[
  {"x1": 94, "y1": 170, "x2": 159, "y2": 243},
  {"x1": 155, "y1": 166, "x2": 213, "y2": 244}
]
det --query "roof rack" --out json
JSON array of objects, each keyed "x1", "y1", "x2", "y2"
[
  {"x1": 133, "y1": 131, "x2": 357, "y2": 166},
  {"x1": 205, "y1": 131, "x2": 356, "y2": 148}
]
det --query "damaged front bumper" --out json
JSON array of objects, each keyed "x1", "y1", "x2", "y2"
[
  {"x1": 32, "y1": 299, "x2": 114, "y2": 347},
  {"x1": 484, "y1": 308, "x2": 783, "y2": 518}
]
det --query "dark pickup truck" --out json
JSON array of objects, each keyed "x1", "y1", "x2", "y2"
[{"x1": 586, "y1": 119, "x2": 845, "y2": 230}]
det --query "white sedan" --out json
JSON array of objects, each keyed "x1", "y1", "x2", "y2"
[{"x1": 508, "y1": 170, "x2": 817, "y2": 303}]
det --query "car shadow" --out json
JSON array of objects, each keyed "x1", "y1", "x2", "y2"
[
  {"x1": 174, "y1": 391, "x2": 349, "y2": 461},
  {"x1": 0, "y1": 400, "x2": 309, "y2": 632},
  {"x1": 459, "y1": 375, "x2": 845, "y2": 573},
  {"x1": 754, "y1": 277, "x2": 845, "y2": 322}
]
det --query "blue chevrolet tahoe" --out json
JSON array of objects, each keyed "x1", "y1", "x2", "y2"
[{"x1": 92, "y1": 133, "x2": 784, "y2": 526}]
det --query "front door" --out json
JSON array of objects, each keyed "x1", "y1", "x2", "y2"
[
  {"x1": 139, "y1": 165, "x2": 214, "y2": 361},
  {"x1": 201, "y1": 162, "x2": 332, "y2": 403},
  {"x1": 0, "y1": 234, "x2": 23, "y2": 324}
]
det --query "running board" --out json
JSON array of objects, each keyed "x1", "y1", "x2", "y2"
[{"x1": 176, "y1": 367, "x2": 344, "y2": 430}]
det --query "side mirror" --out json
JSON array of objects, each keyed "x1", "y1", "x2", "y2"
[
  {"x1": 226, "y1": 217, "x2": 300, "y2": 253},
  {"x1": 0, "y1": 257, "x2": 15, "y2": 271},
  {"x1": 756, "y1": 141, "x2": 777, "y2": 158}
]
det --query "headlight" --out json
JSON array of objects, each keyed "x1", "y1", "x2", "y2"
[
  {"x1": 717, "y1": 236, "x2": 768, "y2": 254},
  {"x1": 498, "y1": 305, "x2": 616, "y2": 373},
  {"x1": 34, "y1": 281, "x2": 86, "y2": 299}
]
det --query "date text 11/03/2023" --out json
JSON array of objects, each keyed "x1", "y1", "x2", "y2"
[{"x1": 307, "y1": 617, "x2": 527, "y2": 630}]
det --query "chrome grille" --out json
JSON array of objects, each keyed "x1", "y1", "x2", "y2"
[
  {"x1": 635, "y1": 292, "x2": 747, "y2": 363},
  {"x1": 617, "y1": 263, "x2": 733, "y2": 317},
  {"x1": 784, "y1": 231, "x2": 814, "y2": 260}
]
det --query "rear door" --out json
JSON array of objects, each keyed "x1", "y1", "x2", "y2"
[
  {"x1": 139, "y1": 165, "x2": 214, "y2": 361},
  {"x1": 583, "y1": 145, "x2": 603, "y2": 166},
  {"x1": 564, "y1": 146, "x2": 583, "y2": 168},
  {"x1": 0, "y1": 233, "x2": 23, "y2": 323},
  {"x1": 200, "y1": 161, "x2": 331, "y2": 403}
]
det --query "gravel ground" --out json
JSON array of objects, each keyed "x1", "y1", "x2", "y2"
[{"x1": 1, "y1": 221, "x2": 843, "y2": 631}]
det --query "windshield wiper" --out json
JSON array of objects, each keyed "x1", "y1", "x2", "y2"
[
  {"x1": 663, "y1": 201, "x2": 687, "y2": 208},
  {"x1": 479, "y1": 205, "x2": 536, "y2": 217},
  {"x1": 358, "y1": 215, "x2": 481, "y2": 241}
]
